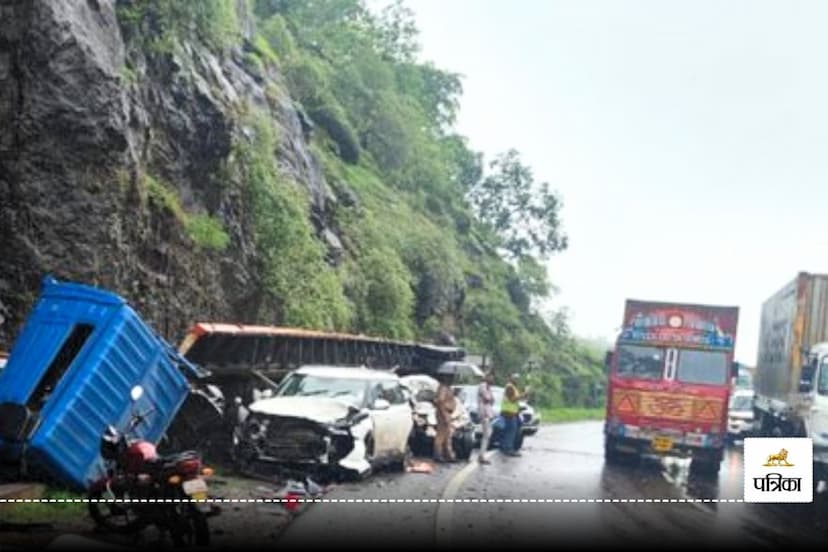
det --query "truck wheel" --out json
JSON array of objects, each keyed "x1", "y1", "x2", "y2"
[
  {"x1": 604, "y1": 436, "x2": 634, "y2": 465},
  {"x1": 689, "y1": 459, "x2": 721, "y2": 476},
  {"x1": 604, "y1": 444, "x2": 621, "y2": 464},
  {"x1": 757, "y1": 413, "x2": 772, "y2": 437},
  {"x1": 690, "y1": 451, "x2": 723, "y2": 476}
]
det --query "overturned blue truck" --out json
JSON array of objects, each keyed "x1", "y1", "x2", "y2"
[{"x1": 0, "y1": 276, "x2": 209, "y2": 490}]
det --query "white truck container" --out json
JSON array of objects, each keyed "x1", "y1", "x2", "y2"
[{"x1": 754, "y1": 272, "x2": 828, "y2": 483}]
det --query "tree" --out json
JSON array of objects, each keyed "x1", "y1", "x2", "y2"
[
  {"x1": 468, "y1": 149, "x2": 568, "y2": 260},
  {"x1": 373, "y1": 0, "x2": 419, "y2": 63}
]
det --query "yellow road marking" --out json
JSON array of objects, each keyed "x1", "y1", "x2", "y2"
[{"x1": 435, "y1": 458, "x2": 482, "y2": 546}]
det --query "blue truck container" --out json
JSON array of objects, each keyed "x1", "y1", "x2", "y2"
[{"x1": 0, "y1": 276, "x2": 200, "y2": 490}]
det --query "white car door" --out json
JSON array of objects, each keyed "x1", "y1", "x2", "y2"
[
  {"x1": 369, "y1": 381, "x2": 413, "y2": 456},
  {"x1": 387, "y1": 383, "x2": 414, "y2": 454}
]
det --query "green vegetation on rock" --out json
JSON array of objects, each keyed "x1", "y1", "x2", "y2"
[
  {"x1": 142, "y1": 175, "x2": 229, "y2": 252},
  {"x1": 117, "y1": 0, "x2": 239, "y2": 52},
  {"x1": 234, "y1": 111, "x2": 352, "y2": 330},
  {"x1": 115, "y1": 0, "x2": 606, "y2": 407}
]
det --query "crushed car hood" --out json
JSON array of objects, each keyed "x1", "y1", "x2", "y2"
[{"x1": 248, "y1": 396, "x2": 356, "y2": 424}]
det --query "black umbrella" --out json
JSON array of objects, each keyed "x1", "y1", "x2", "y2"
[{"x1": 436, "y1": 361, "x2": 484, "y2": 378}]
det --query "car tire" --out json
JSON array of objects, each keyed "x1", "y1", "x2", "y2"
[
  {"x1": 390, "y1": 444, "x2": 411, "y2": 472},
  {"x1": 454, "y1": 430, "x2": 474, "y2": 461},
  {"x1": 409, "y1": 431, "x2": 432, "y2": 457}
]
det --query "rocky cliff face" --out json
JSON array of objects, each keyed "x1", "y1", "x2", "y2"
[{"x1": 0, "y1": 0, "x2": 340, "y2": 347}]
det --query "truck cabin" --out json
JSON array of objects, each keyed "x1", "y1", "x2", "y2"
[
  {"x1": 0, "y1": 277, "x2": 197, "y2": 489},
  {"x1": 799, "y1": 342, "x2": 828, "y2": 394}
]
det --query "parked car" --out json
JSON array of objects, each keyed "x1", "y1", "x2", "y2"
[
  {"x1": 454, "y1": 385, "x2": 541, "y2": 440},
  {"x1": 232, "y1": 366, "x2": 413, "y2": 479},
  {"x1": 519, "y1": 400, "x2": 541, "y2": 436},
  {"x1": 727, "y1": 389, "x2": 755, "y2": 443},
  {"x1": 401, "y1": 375, "x2": 475, "y2": 460}
]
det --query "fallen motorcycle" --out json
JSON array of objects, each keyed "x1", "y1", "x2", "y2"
[{"x1": 87, "y1": 385, "x2": 219, "y2": 547}]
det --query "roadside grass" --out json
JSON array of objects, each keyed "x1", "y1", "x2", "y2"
[
  {"x1": 1, "y1": 488, "x2": 87, "y2": 524},
  {"x1": 541, "y1": 407, "x2": 605, "y2": 424}
]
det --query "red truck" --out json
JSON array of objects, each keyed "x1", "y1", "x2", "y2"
[{"x1": 603, "y1": 300, "x2": 739, "y2": 474}]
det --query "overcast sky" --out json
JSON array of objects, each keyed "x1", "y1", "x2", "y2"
[{"x1": 397, "y1": 0, "x2": 828, "y2": 365}]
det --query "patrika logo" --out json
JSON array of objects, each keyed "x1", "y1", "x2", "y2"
[
  {"x1": 744, "y1": 438, "x2": 812, "y2": 503},
  {"x1": 763, "y1": 448, "x2": 793, "y2": 467}
]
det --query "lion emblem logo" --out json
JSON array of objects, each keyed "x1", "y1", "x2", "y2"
[{"x1": 763, "y1": 448, "x2": 794, "y2": 467}]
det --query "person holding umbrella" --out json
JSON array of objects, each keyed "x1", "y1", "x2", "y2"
[{"x1": 433, "y1": 361, "x2": 484, "y2": 462}]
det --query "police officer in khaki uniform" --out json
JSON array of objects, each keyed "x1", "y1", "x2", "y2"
[{"x1": 433, "y1": 374, "x2": 457, "y2": 462}]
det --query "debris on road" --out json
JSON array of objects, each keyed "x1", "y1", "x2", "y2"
[{"x1": 406, "y1": 459, "x2": 436, "y2": 474}]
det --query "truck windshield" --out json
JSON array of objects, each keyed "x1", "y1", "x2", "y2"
[
  {"x1": 677, "y1": 349, "x2": 728, "y2": 385},
  {"x1": 729, "y1": 394, "x2": 753, "y2": 411},
  {"x1": 616, "y1": 345, "x2": 664, "y2": 380}
]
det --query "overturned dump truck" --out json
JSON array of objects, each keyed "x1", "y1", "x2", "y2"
[
  {"x1": 178, "y1": 323, "x2": 465, "y2": 403},
  {"x1": 0, "y1": 277, "x2": 206, "y2": 490}
]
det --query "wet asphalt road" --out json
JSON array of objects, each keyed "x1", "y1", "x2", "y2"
[{"x1": 276, "y1": 421, "x2": 828, "y2": 550}]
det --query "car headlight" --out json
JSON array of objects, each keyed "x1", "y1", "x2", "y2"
[{"x1": 245, "y1": 417, "x2": 269, "y2": 440}]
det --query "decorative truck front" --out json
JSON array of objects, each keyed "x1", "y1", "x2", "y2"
[{"x1": 603, "y1": 300, "x2": 739, "y2": 474}]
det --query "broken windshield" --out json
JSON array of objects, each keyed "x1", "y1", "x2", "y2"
[{"x1": 275, "y1": 374, "x2": 368, "y2": 408}]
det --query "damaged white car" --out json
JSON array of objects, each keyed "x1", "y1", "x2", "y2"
[{"x1": 233, "y1": 366, "x2": 413, "y2": 478}]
